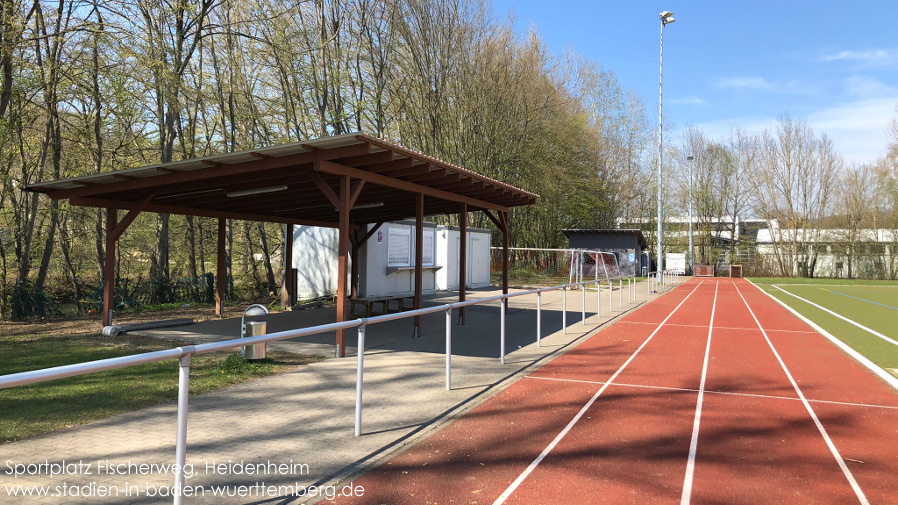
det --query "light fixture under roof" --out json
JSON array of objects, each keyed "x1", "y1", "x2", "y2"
[
  {"x1": 225, "y1": 185, "x2": 288, "y2": 198},
  {"x1": 156, "y1": 188, "x2": 222, "y2": 200},
  {"x1": 274, "y1": 202, "x2": 384, "y2": 213},
  {"x1": 352, "y1": 202, "x2": 384, "y2": 210}
]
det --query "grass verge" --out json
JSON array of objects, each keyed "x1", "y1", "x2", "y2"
[{"x1": 0, "y1": 332, "x2": 323, "y2": 442}]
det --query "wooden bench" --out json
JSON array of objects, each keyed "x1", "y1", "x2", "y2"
[{"x1": 350, "y1": 296, "x2": 417, "y2": 317}]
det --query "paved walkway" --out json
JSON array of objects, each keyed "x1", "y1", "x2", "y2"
[{"x1": 2, "y1": 280, "x2": 676, "y2": 504}]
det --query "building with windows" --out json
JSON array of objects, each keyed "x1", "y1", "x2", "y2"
[{"x1": 754, "y1": 223, "x2": 896, "y2": 279}]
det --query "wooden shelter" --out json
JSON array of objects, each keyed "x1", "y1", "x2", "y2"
[{"x1": 26, "y1": 133, "x2": 538, "y2": 356}]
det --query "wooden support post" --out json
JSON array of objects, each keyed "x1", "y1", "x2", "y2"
[
  {"x1": 350, "y1": 231, "x2": 360, "y2": 299},
  {"x1": 282, "y1": 224, "x2": 294, "y2": 309},
  {"x1": 336, "y1": 175, "x2": 351, "y2": 357},
  {"x1": 216, "y1": 218, "x2": 226, "y2": 317},
  {"x1": 102, "y1": 209, "x2": 117, "y2": 327},
  {"x1": 458, "y1": 203, "x2": 467, "y2": 325},
  {"x1": 101, "y1": 199, "x2": 153, "y2": 326},
  {"x1": 414, "y1": 193, "x2": 424, "y2": 336}
]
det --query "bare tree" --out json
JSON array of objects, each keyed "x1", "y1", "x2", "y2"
[{"x1": 753, "y1": 114, "x2": 839, "y2": 277}]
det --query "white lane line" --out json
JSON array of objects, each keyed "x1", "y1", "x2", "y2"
[
  {"x1": 523, "y1": 376, "x2": 898, "y2": 411},
  {"x1": 772, "y1": 285, "x2": 898, "y2": 348},
  {"x1": 680, "y1": 281, "x2": 718, "y2": 505},
  {"x1": 618, "y1": 320, "x2": 819, "y2": 334},
  {"x1": 489, "y1": 281, "x2": 708, "y2": 505},
  {"x1": 736, "y1": 281, "x2": 870, "y2": 505}
]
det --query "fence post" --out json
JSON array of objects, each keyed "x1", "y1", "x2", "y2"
[
  {"x1": 619, "y1": 278, "x2": 623, "y2": 307},
  {"x1": 536, "y1": 291, "x2": 542, "y2": 347},
  {"x1": 608, "y1": 280, "x2": 614, "y2": 311},
  {"x1": 500, "y1": 298, "x2": 506, "y2": 364},
  {"x1": 579, "y1": 250, "x2": 584, "y2": 284},
  {"x1": 354, "y1": 323, "x2": 366, "y2": 437},
  {"x1": 562, "y1": 287, "x2": 567, "y2": 334},
  {"x1": 445, "y1": 307, "x2": 452, "y2": 390},
  {"x1": 596, "y1": 280, "x2": 601, "y2": 318},
  {"x1": 581, "y1": 283, "x2": 586, "y2": 325},
  {"x1": 173, "y1": 354, "x2": 192, "y2": 505}
]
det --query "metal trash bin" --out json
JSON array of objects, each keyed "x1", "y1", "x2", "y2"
[{"x1": 243, "y1": 321, "x2": 267, "y2": 360}]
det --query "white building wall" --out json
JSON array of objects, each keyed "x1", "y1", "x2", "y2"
[
  {"x1": 435, "y1": 226, "x2": 491, "y2": 290},
  {"x1": 291, "y1": 225, "x2": 343, "y2": 299}
]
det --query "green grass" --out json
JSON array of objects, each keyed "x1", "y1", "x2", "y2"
[
  {"x1": 750, "y1": 277, "x2": 898, "y2": 378},
  {"x1": 0, "y1": 333, "x2": 322, "y2": 442},
  {"x1": 749, "y1": 277, "x2": 898, "y2": 286}
]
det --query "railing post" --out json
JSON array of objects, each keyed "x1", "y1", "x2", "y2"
[
  {"x1": 619, "y1": 278, "x2": 623, "y2": 307},
  {"x1": 581, "y1": 283, "x2": 586, "y2": 325},
  {"x1": 500, "y1": 298, "x2": 506, "y2": 364},
  {"x1": 608, "y1": 280, "x2": 614, "y2": 311},
  {"x1": 596, "y1": 280, "x2": 601, "y2": 318},
  {"x1": 354, "y1": 323, "x2": 366, "y2": 437},
  {"x1": 562, "y1": 287, "x2": 567, "y2": 334},
  {"x1": 173, "y1": 353, "x2": 192, "y2": 505},
  {"x1": 445, "y1": 307, "x2": 452, "y2": 390},
  {"x1": 536, "y1": 291, "x2": 542, "y2": 347}
]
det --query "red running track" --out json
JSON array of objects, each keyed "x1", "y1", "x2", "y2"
[{"x1": 329, "y1": 278, "x2": 898, "y2": 505}]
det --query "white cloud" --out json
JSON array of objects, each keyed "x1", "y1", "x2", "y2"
[
  {"x1": 714, "y1": 77, "x2": 807, "y2": 94},
  {"x1": 843, "y1": 75, "x2": 898, "y2": 98},
  {"x1": 680, "y1": 96, "x2": 898, "y2": 164},
  {"x1": 669, "y1": 96, "x2": 707, "y2": 105},
  {"x1": 714, "y1": 76, "x2": 772, "y2": 91},
  {"x1": 822, "y1": 48, "x2": 898, "y2": 62},
  {"x1": 806, "y1": 97, "x2": 897, "y2": 163}
]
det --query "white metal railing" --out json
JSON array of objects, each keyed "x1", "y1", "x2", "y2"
[
  {"x1": 0, "y1": 272, "x2": 677, "y2": 504},
  {"x1": 647, "y1": 269, "x2": 682, "y2": 294}
]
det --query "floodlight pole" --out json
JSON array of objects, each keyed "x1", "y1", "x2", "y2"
[
  {"x1": 687, "y1": 155, "x2": 694, "y2": 275},
  {"x1": 657, "y1": 11, "x2": 674, "y2": 285}
]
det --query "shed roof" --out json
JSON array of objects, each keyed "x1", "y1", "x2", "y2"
[
  {"x1": 27, "y1": 132, "x2": 538, "y2": 226},
  {"x1": 562, "y1": 228, "x2": 648, "y2": 249}
]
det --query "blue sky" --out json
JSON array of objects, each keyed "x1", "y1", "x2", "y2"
[{"x1": 489, "y1": 0, "x2": 898, "y2": 163}]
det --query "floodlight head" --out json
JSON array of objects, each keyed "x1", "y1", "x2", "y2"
[
  {"x1": 664, "y1": 16, "x2": 676, "y2": 25},
  {"x1": 660, "y1": 11, "x2": 673, "y2": 20}
]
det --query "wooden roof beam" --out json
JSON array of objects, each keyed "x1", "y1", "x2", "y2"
[
  {"x1": 381, "y1": 163, "x2": 433, "y2": 179},
  {"x1": 337, "y1": 150, "x2": 394, "y2": 166},
  {"x1": 71, "y1": 196, "x2": 339, "y2": 228},
  {"x1": 364, "y1": 158, "x2": 415, "y2": 173},
  {"x1": 313, "y1": 160, "x2": 508, "y2": 213}
]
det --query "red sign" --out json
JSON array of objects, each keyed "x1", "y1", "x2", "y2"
[{"x1": 377, "y1": 230, "x2": 383, "y2": 244}]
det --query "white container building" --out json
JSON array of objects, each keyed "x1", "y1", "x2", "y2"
[{"x1": 290, "y1": 221, "x2": 491, "y2": 300}]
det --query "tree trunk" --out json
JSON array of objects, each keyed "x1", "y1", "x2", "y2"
[{"x1": 257, "y1": 222, "x2": 277, "y2": 295}]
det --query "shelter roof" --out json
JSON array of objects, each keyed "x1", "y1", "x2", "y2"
[{"x1": 27, "y1": 133, "x2": 538, "y2": 227}]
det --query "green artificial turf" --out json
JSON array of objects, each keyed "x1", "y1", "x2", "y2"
[{"x1": 750, "y1": 278, "x2": 898, "y2": 378}]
